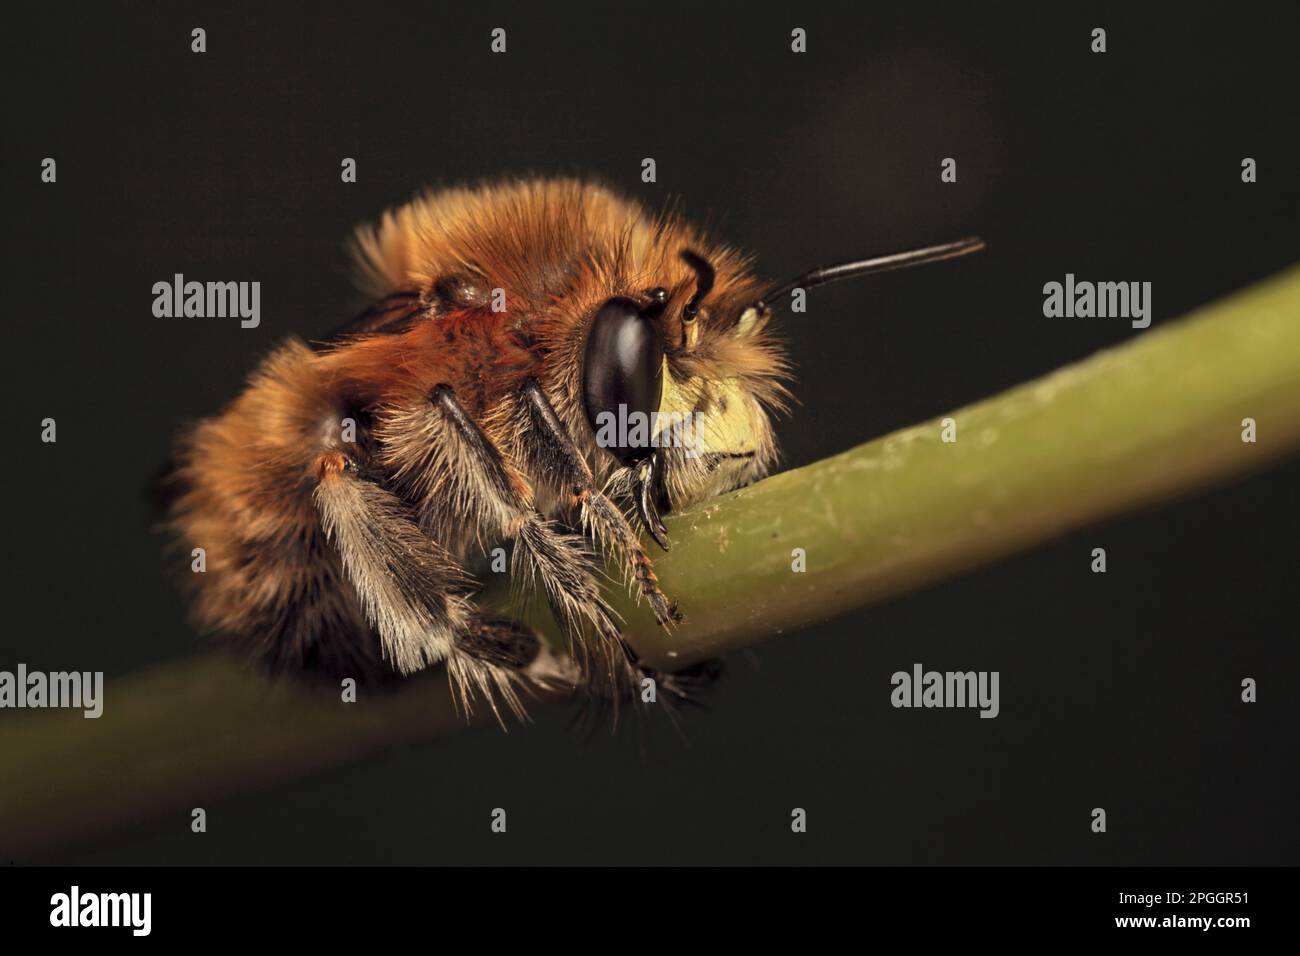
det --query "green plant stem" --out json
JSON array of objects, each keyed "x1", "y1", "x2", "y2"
[
  {"x1": 3, "y1": 265, "x2": 1299, "y2": 859},
  {"x1": 612, "y1": 264, "x2": 1300, "y2": 667}
]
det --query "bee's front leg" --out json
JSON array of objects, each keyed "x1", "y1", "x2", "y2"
[{"x1": 519, "y1": 378, "x2": 680, "y2": 629}]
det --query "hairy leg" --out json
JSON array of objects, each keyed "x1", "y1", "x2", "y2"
[
  {"x1": 519, "y1": 378, "x2": 679, "y2": 627},
  {"x1": 515, "y1": 381, "x2": 730, "y2": 710},
  {"x1": 313, "y1": 449, "x2": 470, "y2": 674},
  {"x1": 374, "y1": 384, "x2": 641, "y2": 699},
  {"x1": 312, "y1": 447, "x2": 557, "y2": 722}
]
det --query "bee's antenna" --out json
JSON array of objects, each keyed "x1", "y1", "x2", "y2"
[
  {"x1": 680, "y1": 249, "x2": 715, "y2": 321},
  {"x1": 755, "y1": 236, "x2": 986, "y2": 314}
]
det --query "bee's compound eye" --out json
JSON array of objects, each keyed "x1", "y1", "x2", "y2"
[{"x1": 582, "y1": 296, "x2": 665, "y2": 464}]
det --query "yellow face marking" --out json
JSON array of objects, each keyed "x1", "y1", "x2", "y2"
[{"x1": 658, "y1": 363, "x2": 760, "y2": 460}]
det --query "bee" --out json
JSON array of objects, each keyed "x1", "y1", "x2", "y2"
[{"x1": 161, "y1": 177, "x2": 982, "y2": 720}]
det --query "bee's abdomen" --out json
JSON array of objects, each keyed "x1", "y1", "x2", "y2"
[{"x1": 167, "y1": 340, "x2": 389, "y2": 678}]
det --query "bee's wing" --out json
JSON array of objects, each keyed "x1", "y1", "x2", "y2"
[{"x1": 321, "y1": 291, "x2": 426, "y2": 342}]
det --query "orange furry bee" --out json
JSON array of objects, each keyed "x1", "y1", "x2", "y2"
[{"x1": 161, "y1": 177, "x2": 982, "y2": 719}]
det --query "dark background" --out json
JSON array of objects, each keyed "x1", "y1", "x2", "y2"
[{"x1": 5, "y1": 1, "x2": 1298, "y2": 864}]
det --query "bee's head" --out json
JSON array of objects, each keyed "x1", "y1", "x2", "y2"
[
  {"x1": 579, "y1": 248, "x2": 790, "y2": 549},
  {"x1": 577, "y1": 235, "x2": 985, "y2": 549}
]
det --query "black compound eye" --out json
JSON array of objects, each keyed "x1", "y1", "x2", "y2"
[{"x1": 582, "y1": 296, "x2": 664, "y2": 464}]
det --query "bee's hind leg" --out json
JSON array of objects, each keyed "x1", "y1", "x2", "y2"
[
  {"x1": 312, "y1": 447, "x2": 554, "y2": 722},
  {"x1": 447, "y1": 613, "x2": 577, "y2": 721},
  {"x1": 312, "y1": 448, "x2": 470, "y2": 676}
]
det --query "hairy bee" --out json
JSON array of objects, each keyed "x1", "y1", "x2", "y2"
[{"x1": 162, "y1": 177, "x2": 981, "y2": 719}]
